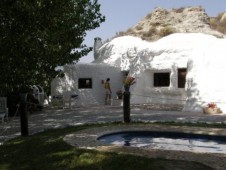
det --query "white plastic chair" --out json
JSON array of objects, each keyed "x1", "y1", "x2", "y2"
[{"x1": 0, "y1": 97, "x2": 8, "y2": 122}]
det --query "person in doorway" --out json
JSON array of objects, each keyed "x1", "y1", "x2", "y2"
[{"x1": 104, "y1": 78, "x2": 112, "y2": 105}]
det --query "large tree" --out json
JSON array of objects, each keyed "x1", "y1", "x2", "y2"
[{"x1": 0, "y1": 0, "x2": 105, "y2": 95}]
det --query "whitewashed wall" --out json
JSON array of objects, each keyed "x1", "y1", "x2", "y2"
[
  {"x1": 183, "y1": 38, "x2": 226, "y2": 113},
  {"x1": 51, "y1": 63, "x2": 124, "y2": 107},
  {"x1": 94, "y1": 33, "x2": 226, "y2": 113},
  {"x1": 130, "y1": 65, "x2": 187, "y2": 105}
]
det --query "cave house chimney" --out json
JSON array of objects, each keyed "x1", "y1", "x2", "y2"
[{"x1": 94, "y1": 37, "x2": 103, "y2": 60}]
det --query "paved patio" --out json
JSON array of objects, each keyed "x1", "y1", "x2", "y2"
[{"x1": 1, "y1": 104, "x2": 226, "y2": 144}]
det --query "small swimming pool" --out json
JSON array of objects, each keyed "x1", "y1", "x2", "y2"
[{"x1": 98, "y1": 131, "x2": 226, "y2": 154}]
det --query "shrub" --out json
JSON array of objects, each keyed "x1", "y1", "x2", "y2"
[
  {"x1": 158, "y1": 27, "x2": 175, "y2": 37},
  {"x1": 142, "y1": 27, "x2": 157, "y2": 37},
  {"x1": 145, "y1": 13, "x2": 152, "y2": 19},
  {"x1": 209, "y1": 18, "x2": 217, "y2": 27},
  {"x1": 173, "y1": 7, "x2": 185, "y2": 13},
  {"x1": 210, "y1": 14, "x2": 226, "y2": 34},
  {"x1": 112, "y1": 31, "x2": 127, "y2": 39},
  {"x1": 135, "y1": 25, "x2": 143, "y2": 30},
  {"x1": 216, "y1": 12, "x2": 224, "y2": 20},
  {"x1": 216, "y1": 26, "x2": 226, "y2": 34},
  {"x1": 126, "y1": 28, "x2": 133, "y2": 33}
]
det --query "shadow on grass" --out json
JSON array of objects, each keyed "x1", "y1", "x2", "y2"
[{"x1": 0, "y1": 124, "x2": 214, "y2": 170}]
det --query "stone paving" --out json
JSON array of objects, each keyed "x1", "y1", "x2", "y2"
[{"x1": 1, "y1": 104, "x2": 226, "y2": 143}]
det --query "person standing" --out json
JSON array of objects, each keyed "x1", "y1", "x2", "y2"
[{"x1": 104, "y1": 78, "x2": 112, "y2": 105}]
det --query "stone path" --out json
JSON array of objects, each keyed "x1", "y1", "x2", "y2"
[{"x1": 1, "y1": 104, "x2": 226, "y2": 144}]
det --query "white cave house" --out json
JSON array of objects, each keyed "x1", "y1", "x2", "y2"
[{"x1": 51, "y1": 33, "x2": 226, "y2": 113}]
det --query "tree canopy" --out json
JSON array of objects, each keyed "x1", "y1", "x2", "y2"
[{"x1": 0, "y1": 0, "x2": 105, "y2": 95}]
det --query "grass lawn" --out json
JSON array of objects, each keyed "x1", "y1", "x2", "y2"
[{"x1": 0, "y1": 123, "x2": 217, "y2": 170}]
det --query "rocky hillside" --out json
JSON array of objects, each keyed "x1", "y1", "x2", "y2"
[{"x1": 114, "y1": 6, "x2": 226, "y2": 41}]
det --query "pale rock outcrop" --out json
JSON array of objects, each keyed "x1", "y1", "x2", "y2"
[{"x1": 119, "y1": 6, "x2": 225, "y2": 41}]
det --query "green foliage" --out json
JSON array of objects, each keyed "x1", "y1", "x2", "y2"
[{"x1": 0, "y1": 0, "x2": 105, "y2": 95}]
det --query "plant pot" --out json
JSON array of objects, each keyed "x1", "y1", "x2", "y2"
[{"x1": 203, "y1": 107, "x2": 220, "y2": 115}]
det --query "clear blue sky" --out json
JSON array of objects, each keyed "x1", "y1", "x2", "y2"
[{"x1": 79, "y1": 0, "x2": 226, "y2": 63}]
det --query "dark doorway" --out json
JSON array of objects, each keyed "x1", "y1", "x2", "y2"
[{"x1": 178, "y1": 68, "x2": 187, "y2": 88}]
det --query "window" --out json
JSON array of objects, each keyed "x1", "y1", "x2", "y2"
[
  {"x1": 78, "y1": 78, "x2": 92, "y2": 89},
  {"x1": 154, "y1": 73, "x2": 170, "y2": 87},
  {"x1": 178, "y1": 68, "x2": 187, "y2": 88}
]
